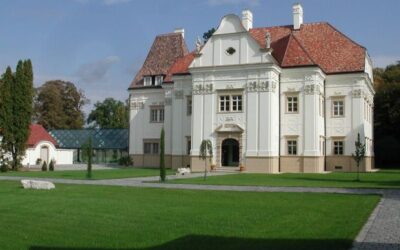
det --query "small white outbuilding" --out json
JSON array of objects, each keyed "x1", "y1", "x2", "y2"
[{"x1": 21, "y1": 124, "x2": 73, "y2": 166}]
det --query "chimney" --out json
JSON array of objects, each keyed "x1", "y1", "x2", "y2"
[
  {"x1": 242, "y1": 9, "x2": 253, "y2": 31},
  {"x1": 174, "y1": 28, "x2": 185, "y2": 38},
  {"x1": 293, "y1": 3, "x2": 303, "y2": 30}
]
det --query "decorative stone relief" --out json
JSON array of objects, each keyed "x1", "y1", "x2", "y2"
[
  {"x1": 174, "y1": 90, "x2": 184, "y2": 99},
  {"x1": 246, "y1": 80, "x2": 276, "y2": 92},
  {"x1": 352, "y1": 89, "x2": 364, "y2": 98},
  {"x1": 164, "y1": 97, "x2": 172, "y2": 106},
  {"x1": 304, "y1": 84, "x2": 320, "y2": 95},
  {"x1": 192, "y1": 84, "x2": 214, "y2": 95},
  {"x1": 130, "y1": 101, "x2": 144, "y2": 110}
]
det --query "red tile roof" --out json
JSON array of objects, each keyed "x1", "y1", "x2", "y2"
[
  {"x1": 129, "y1": 33, "x2": 188, "y2": 88},
  {"x1": 130, "y1": 22, "x2": 366, "y2": 86},
  {"x1": 27, "y1": 124, "x2": 58, "y2": 148},
  {"x1": 249, "y1": 22, "x2": 366, "y2": 73},
  {"x1": 164, "y1": 52, "x2": 196, "y2": 83}
]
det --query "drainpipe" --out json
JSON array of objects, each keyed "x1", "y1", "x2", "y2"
[{"x1": 324, "y1": 79, "x2": 327, "y2": 171}]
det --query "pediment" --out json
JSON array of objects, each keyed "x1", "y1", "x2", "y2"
[{"x1": 215, "y1": 124, "x2": 244, "y2": 133}]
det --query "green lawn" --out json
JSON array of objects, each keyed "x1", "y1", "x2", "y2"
[
  {"x1": 170, "y1": 170, "x2": 400, "y2": 189},
  {"x1": 0, "y1": 181, "x2": 379, "y2": 250},
  {"x1": 0, "y1": 167, "x2": 174, "y2": 180}
]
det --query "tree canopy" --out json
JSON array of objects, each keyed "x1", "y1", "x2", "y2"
[
  {"x1": 34, "y1": 80, "x2": 88, "y2": 130},
  {"x1": 87, "y1": 98, "x2": 129, "y2": 129},
  {"x1": 203, "y1": 28, "x2": 216, "y2": 42},
  {"x1": 374, "y1": 61, "x2": 400, "y2": 167}
]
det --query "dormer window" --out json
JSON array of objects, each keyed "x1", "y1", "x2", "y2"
[
  {"x1": 144, "y1": 76, "x2": 152, "y2": 86},
  {"x1": 155, "y1": 75, "x2": 163, "y2": 86}
]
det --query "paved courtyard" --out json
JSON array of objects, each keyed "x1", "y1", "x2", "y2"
[{"x1": 0, "y1": 173, "x2": 399, "y2": 249}]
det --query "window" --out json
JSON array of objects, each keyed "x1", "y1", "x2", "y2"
[
  {"x1": 186, "y1": 138, "x2": 191, "y2": 155},
  {"x1": 320, "y1": 96, "x2": 325, "y2": 117},
  {"x1": 287, "y1": 140, "x2": 297, "y2": 155},
  {"x1": 232, "y1": 95, "x2": 242, "y2": 111},
  {"x1": 187, "y1": 97, "x2": 192, "y2": 116},
  {"x1": 287, "y1": 96, "x2": 298, "y2": 113},
  {"x1": 150, "y1": 106, "x2": 164, "y2": 123},
  {"x1": 143, "y1": 141, "x2": 159, "y2": 154},
  {"x1": 333, "y1": 140, "x2": 344, "y2": 155},
  {"x1": 332, "y1": 100, "x2": 344, "y2": 117},
  {"x1": 219, "y1": 94, "x2": 243, "y2": 112},
  {"x1": 155, "y1": 75, "x2": 163, "y2": 86},
  {"x1": 219, "y1": 95, "x2": 230, "y2": 112},
  {"x1": 144, "y1": 76, "x2": 152, "y2": 86}
]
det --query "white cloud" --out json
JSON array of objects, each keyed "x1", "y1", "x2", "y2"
[
  {"x1": 207, "y1": 0, "x2": 259, "y2": 6},
  {"x1": 371, "y1": 55, "x2": 400, "y2": 68},
  {"x1": 76, "y1": 56, "x2": 120, "y2": 83}
]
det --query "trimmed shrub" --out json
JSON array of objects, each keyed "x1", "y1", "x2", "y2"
[
  {"x1": 49, "y1": 160, "x2": 55, "y2": 171},
  {"x1": 118, "y1": 156, "x2": 133, "y2": 167},
  {"x1": 0, "y1": 163, "x2": 8, "y2": 172},
  {"x1": 41, "y1": 161, "x2": 47, "y2": 171}
]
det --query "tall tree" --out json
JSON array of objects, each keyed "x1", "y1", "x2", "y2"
[
  {"x1": 0, "y1": 60, "x2": 34, "y2": 170},
  {"x1": 34, "y1": 80, "x2": 88, "y2": 129},
  {"x1": 87, "y1": 98, "x2": 129, "y2": 128},
  {"x1": 374, "y1": 62, "x2": 400, "y2": 168}
]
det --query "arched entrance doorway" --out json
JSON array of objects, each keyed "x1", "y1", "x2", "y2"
[
  {"x1": 221, "y1": 138, "x2": 239, "y2": 167},
  {"x1": 40, "y1": 145, "x2": 49, "y2": 163}
]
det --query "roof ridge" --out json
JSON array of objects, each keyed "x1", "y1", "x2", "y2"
[
  {"x1": 280, "y1": 34, "x2": 292, "y2": 65},
  {"x1": 325, "y1": 22, "x2": 366, "y2": 50},
  {"x1": 290, "y1": 33, "x2": 318, "y2": 65}
]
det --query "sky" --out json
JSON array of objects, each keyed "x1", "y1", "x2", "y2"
[{"x1": 0, "y1": 0, "x2": 399, "y2": 115}]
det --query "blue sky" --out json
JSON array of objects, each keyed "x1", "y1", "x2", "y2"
[{"x1": 0, "y1": 0, "x2": 399, "y2": 114}]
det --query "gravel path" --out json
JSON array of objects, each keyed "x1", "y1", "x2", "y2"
[{"x1": 0, "y1": 174, "x2": 399, "y2": 249}]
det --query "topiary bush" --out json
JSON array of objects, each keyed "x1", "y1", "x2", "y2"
[
  {"x1": 118, "y1": 156, "x2": 133, "y2": 167},
  {"x1": 49, "y1": 160, "x2": 55, "y2": 171},
  {"x1": 41, "y1": 161, "x2": 47, "y2": 171}
]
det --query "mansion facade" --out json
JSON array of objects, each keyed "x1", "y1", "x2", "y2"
[{"x1": 128, "y1": 4, "x2": 375, "y2": 173}]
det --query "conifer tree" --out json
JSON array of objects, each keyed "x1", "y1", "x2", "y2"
[
  {"x1": 0, "y1": 60, "x2": 34, "y2": 170},
  {"x1": 159, "y1": 127, "x2": 166, "y2": 182}
]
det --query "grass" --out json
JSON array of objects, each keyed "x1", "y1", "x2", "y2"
[
  {"x1": 0, "y1": 181, "x2": 379, "y2": 250},
  {"x1": 0, "y1": 167, "x2": 174, "y2": 180},
  {"x1": 170, "y1": 169, "x2": 400, "y2": 189}
]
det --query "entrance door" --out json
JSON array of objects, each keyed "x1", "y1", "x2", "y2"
[
  {"x1": 40, "y1": 146, "x2": 49, "y2": 163},
  {"x1": 221, "y1": 138, "x2": 239, "y2": 167}
]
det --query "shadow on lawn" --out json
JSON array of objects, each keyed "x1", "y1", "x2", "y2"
[
  {"x1": 28, "y1": 235, "x2": 398, "y2": 250},
  {"x1": 293, "y1": 176, "x2": 400, "y2": 188}
]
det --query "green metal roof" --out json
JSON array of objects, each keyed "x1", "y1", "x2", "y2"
[{"x1": 49, "y1": 129, "x2": 128, "y2": 149}]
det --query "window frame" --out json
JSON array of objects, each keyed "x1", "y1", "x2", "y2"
[
  {"x1": 155, "y1": 75, "x2": 163, "y2": 86},
  {"x1": 333, "y1": 140, "x2": 344, "y2": 155},
  {"x1": 286, "y1": 94, "x2": 299, "y2": 114},
  {"x1": 144, "y1": 76, "x2": 152, "y2": 86},
  {"x1": 287, "y1": 139, "x2": 298, "y2": 155},
  {"x1": 149, "y1": 106, "x2": 165, "y2": 123},
  {"x1": 218, "y1": 93, "x2": 243, "y2": 113},
  {"x1": 332, "y1": 98, "x2": 345, "y2": 117},
  {"x1": 186, "y1": 96, "x2": 192, "y2": 116},
  {"x1": 143, "y1": 140, "x2": 160, "y2": 155}
]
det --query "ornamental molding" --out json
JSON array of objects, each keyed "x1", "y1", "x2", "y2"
[
  {"x1": 304, "y1": 84, "x2": 320, "y2": 95},
  {"x1": 352, "y1": 89, "x2": 364, "y2": 98},
  {"x1": 246, "y1": 80, "x2": 276, "y2": 93},
  {"x1": 130, "y1": 100, "x2": 144, "y2": 110},
  {"x1": 174, "y1": 90, "x2": 184, "y2": 99},
  {"x1": 164, "y1": 97, "x2": 172, "y2": 106},
  {"x1": 193, "y1": 84, "x2": 214, "y2": 95}
]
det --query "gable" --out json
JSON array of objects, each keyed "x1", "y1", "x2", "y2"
[{"x1": 190, "y1": 14, "x2": 275, "y2": 69}]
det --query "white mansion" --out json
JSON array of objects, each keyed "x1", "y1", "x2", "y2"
[{"x1": 128, "y1": 4, "x2": 374, "y2": 173}]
